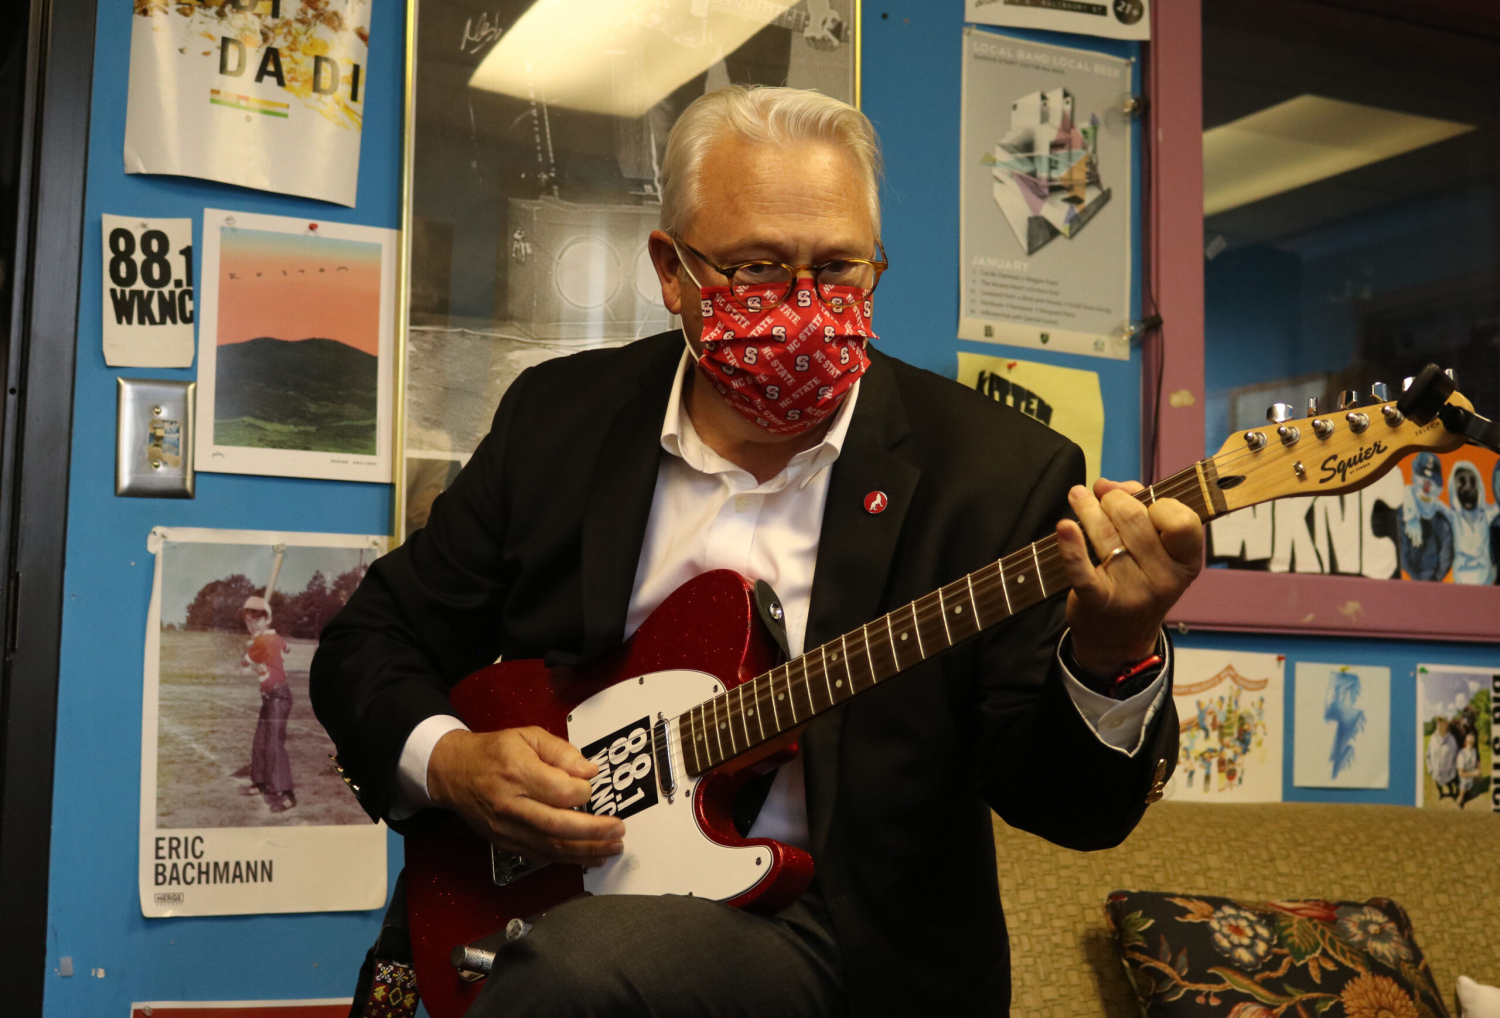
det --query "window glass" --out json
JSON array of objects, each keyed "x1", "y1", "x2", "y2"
[{"x1": 1201, "y1": 3, "x2": 1500, "y2": 582}]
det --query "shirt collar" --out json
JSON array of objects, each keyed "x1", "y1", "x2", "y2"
[{"x1": 660, "y1": 349, "x2": 861, "y2": 489}]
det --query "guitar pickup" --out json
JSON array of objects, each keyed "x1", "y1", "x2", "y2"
[
  {"x1": 652, "y1": 713, "x2": 676, "y2": 802},
  {"x1": 490, "y1": 846, "x2": 546, "y2": 888}
]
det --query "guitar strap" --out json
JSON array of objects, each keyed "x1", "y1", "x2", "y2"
[
  {"x1": 734, "y1": 580, "x2": 793, "y2": 835},
  {"x1": 347, "y1": 869, "x2": 421, "y2": 1018}
]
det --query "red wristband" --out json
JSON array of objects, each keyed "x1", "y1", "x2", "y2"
[{"x1": 1108, "y1": 653, "x2": 1164, "y2": 696}]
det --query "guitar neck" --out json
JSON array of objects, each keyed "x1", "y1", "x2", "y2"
[{"x1": 676, "y1": 461, "x2": 1221, "y2": 777}]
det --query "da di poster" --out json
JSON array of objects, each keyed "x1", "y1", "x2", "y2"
[
  {"x1": 123, "y1": 0, "x2": 370, "y2": 207},
  {"x1": 966, "y1": 0, "x2": 1151, "y2": 41},
  {"x1": 955, "y1": 351, "x2": 1104, "y2": 487},
  {"x1": 1415, "y1": 664, "x2": 1496, "y2": 812},
  {"x1": 196, "y1": 209, "x2": 395, "y2": 483},
  {"x1": 139, "y1": 526, "x2": 387, "y2": 917},
  {"x1": 958, "y1": 29, "x2": 1134, "y2": 360},
  {"x1": 1165, "y1": 649, "x2": 1284, "y2": 804}
]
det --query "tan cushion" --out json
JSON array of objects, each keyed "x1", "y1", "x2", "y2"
[{"x1": 992, "y1": 801, "x2": 1500, "y2": 1018}]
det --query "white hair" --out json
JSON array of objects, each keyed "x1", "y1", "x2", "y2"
[{"x1": 659, "y1": 85, "x2": 883, "y2": 238}]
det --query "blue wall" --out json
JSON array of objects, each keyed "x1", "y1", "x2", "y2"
[
  {"x1": 44, "y1": 0, "x2": 405, "y2": 1014},
  {"x1": 43, "y1": 1, "x2": 1497, "y2": 1015}
]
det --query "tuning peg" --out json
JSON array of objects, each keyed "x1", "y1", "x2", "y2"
[
  {"x1": 1266, "y1": 403, "x2": 1295, "y2": 424},
  {"x1": 1337, "y1": 390, "x2": 1360, "y2": 410},
  {"x1": 1445, "y1": 368, "x2": 1457, "y2": 383},
  {"x1": 1370, "y1": 382, "x2": 1390, "y2": 402},
  {"x1": 1403, "y1": 376, "x2": 1415, "y2": 392},
  {"x1": 1306, "y1": 397, "x2": 1320, "y2": 416}
]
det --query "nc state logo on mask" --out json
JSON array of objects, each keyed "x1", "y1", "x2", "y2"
[{"x1": 690, "y1": 281, "x2": 876, "y2": 436}]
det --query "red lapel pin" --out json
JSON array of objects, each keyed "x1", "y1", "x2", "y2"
[{"x1": 864, "y1": 490, "x2": 888, "y2": 514}]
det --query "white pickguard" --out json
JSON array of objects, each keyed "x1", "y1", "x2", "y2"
[{"x1": 567, "y1": 669, "x2": 771, "y2": 902}]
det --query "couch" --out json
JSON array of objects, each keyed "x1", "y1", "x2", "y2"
[{"x1": 993, "y1": 801, "x2": 1500, "y2": 1017}]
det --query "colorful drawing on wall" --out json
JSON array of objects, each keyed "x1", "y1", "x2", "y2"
[
  {"x1": 1416, "y1": 664, "x2": 1497, "y2": 812},
  {"x1": 1292, "y1": 663, "x2": 1390, "y2": 789},
  {"x1": 123, "y1": 0, "x2": 370, "y2": 207},
  {"x1": 139, "y1": 526, "x2": 388, "y2": 918},
  {"x1": 131, "y1": 1001, "x2": 352, "y2": 1018},
  {"x1": 1167, "y1": 649, "x2": 1285, "y2": 803},
  {"x1": 101, "y1": 214, "x2": 196, "y2": 367},
  {"x1": 195, "y1": 209, "x2": 395, "y2": 483},
  {"x1": 1207, "y1": 446, "x2": 1500, "y2": 583},
  {"x1": 955, "y1": 353, "x2": 1104, "y2": 487},
  {"x1": 958, "y1": 31, "x2": 1134, "y2": 359}
]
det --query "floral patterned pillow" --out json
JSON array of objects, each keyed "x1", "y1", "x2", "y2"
[{"x1": 1106, "y1": 891, "x2": 1450, "y2": 1018}]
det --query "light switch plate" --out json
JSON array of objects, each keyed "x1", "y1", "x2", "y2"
[{"x1": 117, "y1": 378, "x2": 195, "y2": 498}]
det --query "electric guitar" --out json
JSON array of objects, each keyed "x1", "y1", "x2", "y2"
[{"x1": 404, "y1": 368, "x2": 1476, "y2": 1018}]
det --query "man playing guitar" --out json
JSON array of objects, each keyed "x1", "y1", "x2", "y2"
[{"x1": 311, "y1": 85, "x2": 1202, "y2": 1017}]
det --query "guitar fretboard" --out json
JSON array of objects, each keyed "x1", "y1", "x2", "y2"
[{"x1": 674, "y1": 460, "x2": 1220, "y2": 777}]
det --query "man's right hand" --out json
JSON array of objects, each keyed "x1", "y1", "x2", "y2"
[{"x1": 427, "y1": 727, "x2": 626, "y2": 867}]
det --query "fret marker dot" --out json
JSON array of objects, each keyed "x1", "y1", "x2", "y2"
[
  {"x1": 954, "y1": 606, "x2": 963, "y2": 614},
  {"x1": 777, "y1": 693, "x2": 785, "y2": 700},
  {"x1": 720, "y1": 722, "x2": 727, "y2": 729},
  {"x1": 747, "y1": 709, "x2": 754, "y2": 716},
  {"x1": 1018, "y1": 575, "x2": 1026, "y2": 583},
  {"x1": 836, "y1": 679, "x2": 843, "y2": 687},
  {"x1": 831, "y1": 652, "x2": 838, "y2": 661},
  {"x1": 900, "y1": 633, "x2": 908, "y2": 641}
]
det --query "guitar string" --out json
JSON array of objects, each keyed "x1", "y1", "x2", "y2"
[
  {"x1": 668, "y1": 423, "x2": 1412, "y2": 775},
  {"x1": 673, "y1": 419, "x2": 1421, "y2": 769},
  {"x1": 673, "y1": 468, "x2": 1211, "y2": 766}
]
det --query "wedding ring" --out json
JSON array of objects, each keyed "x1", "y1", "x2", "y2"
[{"x1": 1102, "y1": 546, "x2": 1131, "y2": 567}]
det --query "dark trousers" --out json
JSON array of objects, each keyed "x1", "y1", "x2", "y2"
[
  {"x1": 467, "y1": 889, "x2": 846, "y2": 1018},
  {"x1": 251, "y1": 686, "x2": 294, "y2": 793}
]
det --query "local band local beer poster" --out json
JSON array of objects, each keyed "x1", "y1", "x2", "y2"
[
  {"x1": 1415, "y1": 664, "x2": 1497, "y2": 812},
  {"x1": 958, "y1": 30, "x2": 1134, "y2": 360},
  {"x1": 1166, "y1": 649, "x2": 1285, "y2": 804},
  {"x1": 139, "y1": 527, "x2": 387, "y2": 918},
  {"x1": 196, "y1": 209, "x2": 396, "y2": 483},
  {"x1": 124, "y1": 0, "x2": 370, "y2": 207},
  {"x1": 101, "y1": 215, "x2": 195, "y2": 368}
]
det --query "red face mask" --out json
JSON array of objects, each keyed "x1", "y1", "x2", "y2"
[{"x1": 690, "y1": 280, "x2": 876, "y2": 436}]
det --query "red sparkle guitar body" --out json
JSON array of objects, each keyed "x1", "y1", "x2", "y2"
[{"x1": 404, "y1": 570, "x2": 815, "y2": 1018}]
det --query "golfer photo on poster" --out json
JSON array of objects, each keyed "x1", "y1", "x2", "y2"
[
  {"x1": 138, "y1": 527, "x2": 388, "y2": 918},
  {"x1": 195, "y1": 208, "x2": 396, "y2": 483}
]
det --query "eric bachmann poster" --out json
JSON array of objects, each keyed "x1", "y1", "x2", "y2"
[
  {"x1": 124, "y1": 0, "x2": 370, "y2": 207},
  {"x1": 139, "y1": 527, "x2": 387, "y2": 917},
  {"x1": 958, "y1": 30, "x2": 1134, "y2": 359}
]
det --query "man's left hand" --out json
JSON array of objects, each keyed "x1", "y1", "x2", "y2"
[{"x1": 1055, "y1": 478, "x2": 1202, "y2": 682}]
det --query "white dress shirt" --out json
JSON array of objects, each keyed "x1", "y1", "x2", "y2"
[{"x1": 392, "y1": 352, "x2": 1168, "y2": 832}]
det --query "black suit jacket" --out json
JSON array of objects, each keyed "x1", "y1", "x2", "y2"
[{"x1": 310, "y1": 332, "x2": 1177, "y2": 1016}]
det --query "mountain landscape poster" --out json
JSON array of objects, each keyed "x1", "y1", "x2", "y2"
[{"x1": 196, "y1": 209, "x2": 395, "y2": 482}]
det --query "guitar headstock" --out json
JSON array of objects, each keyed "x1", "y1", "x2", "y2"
[{"x1": 1205, "y1": 375, "x2": 1473, "y2": 515}]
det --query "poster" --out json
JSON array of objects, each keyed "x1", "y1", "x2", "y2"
[
  {"x1": 956, "y1": 352, "x2": 1104, "y2": 486},
  {"x1": 130, "y1": 1002, "x2": 351, "y2": 1018},
  {"x1": 1292, "y1": 663, "x2": 1390, "y2": 789},
  {"x1": 196, "y1": 209, "x2": 395, "y2": 483},
  {"x1": 102, "y1": 215, "x2": 196, "y2": 367},
  {"x1": 1415, "y1": 664, "x2": 1496, "y2": 811},
  {"x1": 123, "y1": 0, "x2": 370, "y2": 207},
  {"x1": 1208, "y1": 446, "x2": 1500, "y2": 584},
  {"x1": 139, "y1": 526, "x2": 387, "y2": 918},
  {"x1": 966, "y1": 0, "x2": 1151, "y2": 41},
  {"x1": 1166, "y1": 649, "x2": 1284, "y2": 803},
  {"x1": 958, "y1": 29, "x2": 1134, "y2": 360}
]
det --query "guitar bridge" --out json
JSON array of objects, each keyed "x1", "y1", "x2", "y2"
[{"x1": 490, "y1": 846, "x2": 546, "y2": 888}]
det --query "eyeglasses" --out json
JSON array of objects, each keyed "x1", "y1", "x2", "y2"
[{"x1": 672, "y1": 236, "x2": 888, "y2": 312}]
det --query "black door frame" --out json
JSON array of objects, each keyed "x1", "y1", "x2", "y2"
[{"x1": 0, "y1": 0, "x2": 96, "y2": 1008}]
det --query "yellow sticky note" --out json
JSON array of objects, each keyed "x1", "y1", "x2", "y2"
[{"x1": 956, "y1": 353, "x2": 1106, "y2": 487}]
